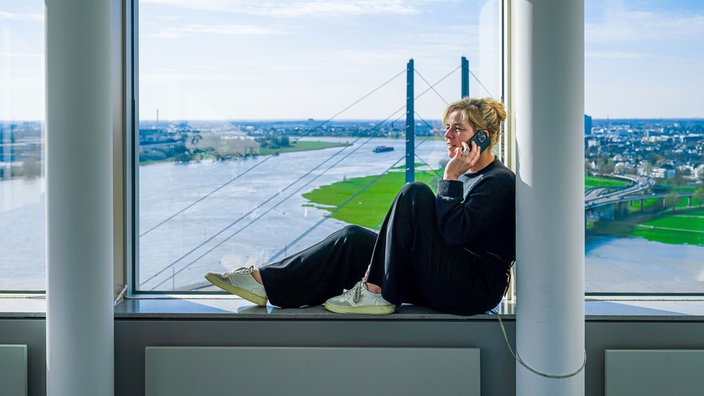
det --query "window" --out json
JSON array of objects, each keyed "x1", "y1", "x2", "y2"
[
  {"x1": 2, "y1": 0, "x2": 700, "y2": 299},
  {"x1": 134, "y1": 0, "x2": 504, "y2": 292},
  {"x1": 0, "y1": 0, "x2": 45, "y2": 292},
  {"x1": 584, "y1": 0, "x2": 704, "y2": 294}
]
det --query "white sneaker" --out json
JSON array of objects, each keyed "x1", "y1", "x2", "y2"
[
  {"x1": 205, "y1": 266, "x2": 268, "y2": 306},
  {"x1": 324, "y1": 281, "x2": 395, "y2": 315}
]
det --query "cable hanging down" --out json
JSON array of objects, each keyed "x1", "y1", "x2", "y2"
[{"x1": 492, "y1": 309, "x2": 587, "y2": 379}]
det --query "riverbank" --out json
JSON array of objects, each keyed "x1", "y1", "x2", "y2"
[
  {"x1": 140, "y1": 139, "x2": 351, "y2": 166},
  {"x1": 591, "y1": 207, "x2": 704, "y2": 247},
  {"x1": 302, "y1": 165, "x2": 442, "y2": 229}
]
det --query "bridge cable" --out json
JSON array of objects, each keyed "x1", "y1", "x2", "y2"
[
  {"x1": 258, "y1": 68, "x2": 466, "y2": 263},
  {"x1": 147, "y1": 113, "x2": 409, "y2": 289},
  {"x1": 140, "y1": 68, "x2": 406, "y2": 237},
  {"x1": 149, "y1": 65, "x2": 467, "y2": 288}
]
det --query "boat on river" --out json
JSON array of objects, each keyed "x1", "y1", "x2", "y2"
[{"x1": 373, "y1": 145, "x2": 394, "y2": 153}]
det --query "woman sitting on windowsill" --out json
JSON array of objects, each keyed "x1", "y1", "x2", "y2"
[{"x1": 205, "y1": 97, "x2": 515, "y2": 316}]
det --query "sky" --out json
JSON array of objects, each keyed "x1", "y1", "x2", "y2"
[
  {"x1": 584, "y1": 0, "x2": 704, "y2": 119},
  {"x1": 1, "y1": 0, "x2": 704, "y2": 120}
]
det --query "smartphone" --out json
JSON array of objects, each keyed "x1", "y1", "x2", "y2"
[{"x1": 467, "y1": 130, "x2": 490, "y2": 153}]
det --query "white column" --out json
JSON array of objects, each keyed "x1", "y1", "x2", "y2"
[
  {"x1": 46, "y1": 0, "x2": 114, "y2": 395},
  {"x1": 514, "y1": 0, "x2": 585, "y2": 395}
]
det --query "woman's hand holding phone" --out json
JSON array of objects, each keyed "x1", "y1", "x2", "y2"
[
  {"x1": 444, "y1": 130, "x2": 490, "y2": 180},
  {"x1": 466, "y1": 130, "x2": 490, "y2": 154}
]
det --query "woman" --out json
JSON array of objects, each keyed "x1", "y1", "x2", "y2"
[{"x1": 205, "y1": 97, "x2": 515, "y2": 316}]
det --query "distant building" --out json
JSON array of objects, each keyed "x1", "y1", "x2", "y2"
[
  {"x1": 651, "y1": 164, "x2": 676, "y2": 179},
  {"x1": 584, "y1": 114, "x2": 592, "y2": 135}
]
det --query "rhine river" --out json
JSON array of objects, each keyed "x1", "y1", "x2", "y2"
[{"x1": 1, "y1": 137, "x2": 703, "y2": 292}]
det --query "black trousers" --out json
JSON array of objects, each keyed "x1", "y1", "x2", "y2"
[{"x1": 259, "y1": 182, "x2": 509, "y2": 315}]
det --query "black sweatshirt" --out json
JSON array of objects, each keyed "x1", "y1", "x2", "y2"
[{"x1": 435, "y1": 159, "x2": 516, "y2": 262}]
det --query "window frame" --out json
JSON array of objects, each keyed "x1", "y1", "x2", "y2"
[{"x1": 124, "y1": 0, "x2": 138, "y2": 298}]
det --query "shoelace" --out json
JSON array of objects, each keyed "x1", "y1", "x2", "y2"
[
  {"x1": 341, "y1": 281, "x2": 365, "y2": 303},
  {"x1": 224, "y1": 266, "x2": 254, "y2": 277}
]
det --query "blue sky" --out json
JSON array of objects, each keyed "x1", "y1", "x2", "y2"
[
  {"x1": 585, "y1": 0, "x2": 704, "y2": 119},
  {"x1": 1, "y1": 0, "x2": 703, "y2": 120},
  {"x1": 136, "y1": 0, "x2": 500, "y2": 121}
]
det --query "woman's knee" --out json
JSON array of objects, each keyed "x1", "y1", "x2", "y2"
[
  {"x1": 338, "y1": 224, "x2": 376, "y2": 243},
  {"x1": 401, "y1": 181, "x2": 431, "y2": 193},
  {"x1": 398, "y1": 182, "x2": 434, "y2": 204},
  {"x1": 339, "y1": 224, "x2": 363, "y2": 237}
]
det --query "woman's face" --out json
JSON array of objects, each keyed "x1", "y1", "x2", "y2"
[{"x1": 444, "y1": 109, "x2": 476, "y2": 158}]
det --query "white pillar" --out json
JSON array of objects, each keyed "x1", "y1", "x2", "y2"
[
  {"x1": 514, "y1": 0, "x2": 585, "y2": 395},
  {"x1": 46, "y1": 0, "x2": 114, "y2": 395}
]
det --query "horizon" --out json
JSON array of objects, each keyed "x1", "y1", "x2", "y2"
[{"x1": 4, "y1": 116, "x2": 704, "y2": 124}]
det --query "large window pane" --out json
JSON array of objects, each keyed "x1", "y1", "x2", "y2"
[
  {"x1": 136, "y1": 0, "x2": 503, "y2": 292},
  {"x1": 0, "y1": 1, "x2": 45, "y2": 291},
  {"x1": 584, "y1": 0, "x2": 704, "y2": 294}
]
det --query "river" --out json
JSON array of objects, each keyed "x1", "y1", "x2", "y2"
[{"x1": 1, "y1": 136, "x2": 703, "y2": 292}]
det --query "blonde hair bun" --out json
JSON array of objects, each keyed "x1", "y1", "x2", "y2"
[{"x1": 442, "y1": 97, "x2": 506, "y2": 148}]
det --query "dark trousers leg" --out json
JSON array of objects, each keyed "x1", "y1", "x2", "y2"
[
  {"x1": 366, "y1": 182, "x2": 441, "y2": 306},
  {"x1": 365, "y1": 182, "x2": 492, "y2": 315},
  {"x1": 259, "y1": 225, "x2": 377, "y2": 308}
]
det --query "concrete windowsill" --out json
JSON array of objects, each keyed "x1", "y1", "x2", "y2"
[{"x1": 2, "y1": 294, "x2": 704, "y2": 321}]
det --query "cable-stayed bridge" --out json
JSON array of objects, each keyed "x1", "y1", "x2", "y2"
[{"x1": 139, "y1": 57, "x2": 484, "y2": 291}]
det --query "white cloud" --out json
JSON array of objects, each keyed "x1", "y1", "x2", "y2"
[
  {"x1": 265, "y1": 0, "x2": 419, "y2": 18},
  {"x1": 584, "y1": 2, "x2": 704, "y2": 117},
  {"x1": 149, "y1": 23, "x2": 286, "y2": 38},
  {"x1": 586, "y1": 50, "x2": 651, "y2": 60},
  {"x1": 140, "y1": 0, "x2": 421, "y2": 18},
  {"x1": 0, "y1": 11, "x2": 42, "y2": 22},
  {"x1": 586, "y1": 7, "x2": 704, "y2": 43},
  {"x1": 332, "y1": 49, "x2": 410, "y2": 65},
  {"x1": 0, "y1": 52, "x2": 42, "y2": 59}
]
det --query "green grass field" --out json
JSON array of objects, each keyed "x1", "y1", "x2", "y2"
[
  {"x1": 592, "y1": 207, "x2": 704, "y2": 247},
  {"x1": 585, "y1": 176, "x2": 630, "y2": 189},
  {"x1": 302, "y1": 167, "x2": 441, "y2": 229},
  {"x1": 631, "y1": 209, "x2": 704, "y2": 245}
]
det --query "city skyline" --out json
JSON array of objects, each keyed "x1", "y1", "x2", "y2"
[{"x1": 1, "y1": 0, "x2": 704, "y2": 120}]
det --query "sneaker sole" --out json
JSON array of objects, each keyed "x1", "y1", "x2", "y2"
[
  {"x1": 204, "y1": 273, "x2": 267, "y2": 307},
  {"x1": 324, "y1": 302, "x2": 395, "y2": 315}
]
